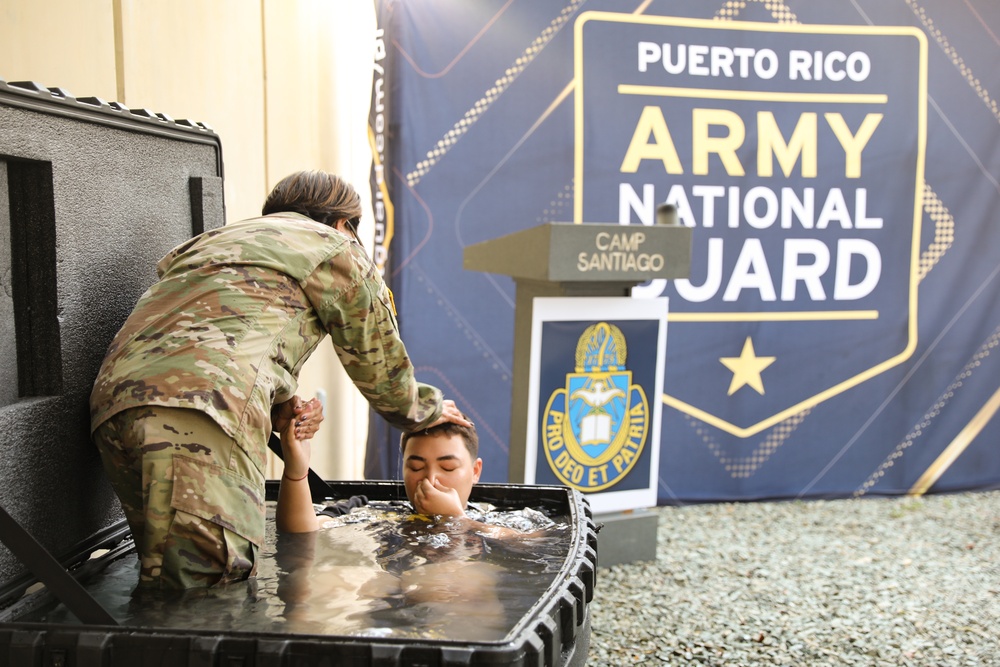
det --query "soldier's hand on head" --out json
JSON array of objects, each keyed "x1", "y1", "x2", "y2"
[{"x1": 427, "y1": 399, "x2": 474, "y2": 429}]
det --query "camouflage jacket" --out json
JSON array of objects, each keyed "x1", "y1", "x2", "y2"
[{"x1": 90, "y1": 212, "x2": 443, "y2": 470}]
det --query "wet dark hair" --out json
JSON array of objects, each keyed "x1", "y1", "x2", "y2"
[
  {"x1": 261, "y1": 170, "x2": 362, "y2": 228},
  {"x1": 400, "y1": 420, "x2": 479, "y2": 461}
]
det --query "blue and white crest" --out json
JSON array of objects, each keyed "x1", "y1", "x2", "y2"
[{"x1": 543, "y1": 322, "x2": 649, "y2": 492}]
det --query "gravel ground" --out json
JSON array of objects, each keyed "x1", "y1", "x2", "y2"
[{"x1": 587, "y1": 490, "x2": 1000, "y2": 666}]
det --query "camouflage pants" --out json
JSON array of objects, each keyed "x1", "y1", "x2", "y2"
[{"x1": 93, "y1": 406, "x2": 265, "y2": 589}]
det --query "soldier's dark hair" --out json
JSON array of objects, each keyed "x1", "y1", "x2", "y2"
[
  {"x1": 400, "y1": 420, "x2": 479, "y2": 460},
  {"x1": 262, "y1": 170, "x2": 363, "y2": 227}
]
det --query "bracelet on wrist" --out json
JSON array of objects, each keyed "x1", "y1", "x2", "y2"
[{"x1": 282, "y1": 470, "x2": 309, "y2": 482}]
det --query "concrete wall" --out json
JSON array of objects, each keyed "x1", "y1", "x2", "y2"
[
  {"x1": 0, "y1": 0, "x2": 384, "y2": 588},
  {"x1": 0, "y1": 1, "x2": 378, "y2": 484}
]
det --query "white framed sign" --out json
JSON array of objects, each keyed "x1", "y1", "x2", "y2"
[{"x1": 524, "y1": 296, "x2": 668, "y2": 514}]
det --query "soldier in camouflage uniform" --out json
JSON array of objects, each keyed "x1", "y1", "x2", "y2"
[{"x1": 91, "y1": 170, "x2": 471, "y2": 589}]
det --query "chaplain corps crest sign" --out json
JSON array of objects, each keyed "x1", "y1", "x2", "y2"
[{"x1": 526, "y1": 297, "x2": 667, "y2": 513}]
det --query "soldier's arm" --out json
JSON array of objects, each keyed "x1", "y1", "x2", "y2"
[{"x1": 301, "y1": 249, "x2": 444, "y2": 431}]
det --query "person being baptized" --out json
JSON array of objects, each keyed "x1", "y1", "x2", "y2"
[{"x1": 274, "y1": 415, "x2": 545, "y2": 639}]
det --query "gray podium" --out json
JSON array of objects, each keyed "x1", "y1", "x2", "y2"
[{"x1": 464, "y1": 216, "x2": 692, "y2": 566}]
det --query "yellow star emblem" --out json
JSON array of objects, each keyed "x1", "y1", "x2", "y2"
[{"x1": 720, "y1": 337, "x2": 776, "y2": 396}]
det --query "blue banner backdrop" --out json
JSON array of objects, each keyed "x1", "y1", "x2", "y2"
[{"x1": 366, "y1": 0, "x2": 1000, "y2": 503}]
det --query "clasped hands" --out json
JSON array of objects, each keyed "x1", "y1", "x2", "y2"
[{"x1": 273, "y1": 396, "x2": 323, "y2": 481}]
